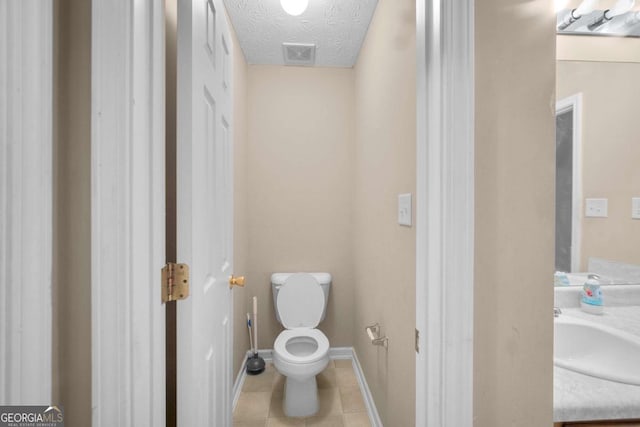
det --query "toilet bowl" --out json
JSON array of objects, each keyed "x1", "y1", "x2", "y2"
[{"x1": 272, "y1": 273, "x2": 331, "y2": 417}]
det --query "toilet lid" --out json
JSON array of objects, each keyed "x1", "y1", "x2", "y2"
[{"x1": 277, "y1": 273, "x2": 324, "y2": 329}]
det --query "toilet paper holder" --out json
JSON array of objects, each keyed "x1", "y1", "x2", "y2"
[{"x1": 365, "y1": 323, "x2": 388, "y2": 348}]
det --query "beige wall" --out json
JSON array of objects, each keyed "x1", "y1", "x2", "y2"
[
  {"x1": 352, "y1": 0, "x2": 416, "y2": 425},
  {"x1": 558, "y1": 35, "x2": 640, "y2": 63},
  {"x1": 245, "y1": 65, "x2": 355, "y2": 349},
  {"x1": 231, "y1": 25, "x2": 250, "y2": 376},
  {"x1": 557, "y1": 42, "x2": 640, "y2": 270},
  {"x1": 474, "y1": 0, "x2": 556, "y2": 426},
  {"x1": 52, "y1": 0, "x2": 92, "y2": 425}
]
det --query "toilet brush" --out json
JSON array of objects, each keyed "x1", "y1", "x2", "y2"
[{"x1": 246, "y1": 297, "x2": 265, "y2": 375}]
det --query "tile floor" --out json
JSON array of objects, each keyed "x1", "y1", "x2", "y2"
[{"x1": 233, "y1": 359, "x2": 372, "y2": 427}]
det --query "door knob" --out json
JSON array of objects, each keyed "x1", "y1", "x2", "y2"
[{"x1": 229, "y1": 275, "x2": 245, "y2": 288}]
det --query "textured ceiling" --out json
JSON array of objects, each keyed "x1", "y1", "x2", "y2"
[{"x1": 222, "y1": 0, "x2": 379, "y2": 67}]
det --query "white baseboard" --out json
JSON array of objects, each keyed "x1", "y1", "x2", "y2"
[
  {"x1": 256, "y1": 348, "x2": 274, "y2": 361},
  {"x1": 351, "y1": 348, "x2": 383, "y2": 427},
  {"x1": 232, "y1": 347, "x2": 383, "y2": 426},
  {"x1": 232, "y1": 352, "x2": 249, "y2": 409},
  {"x1": 328, "y1": 346, "x2": 352, "y2": 359}
]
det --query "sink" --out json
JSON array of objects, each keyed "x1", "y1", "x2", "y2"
[{"x1": 554, "y1": 315, "x2": 640, "y2": 386}]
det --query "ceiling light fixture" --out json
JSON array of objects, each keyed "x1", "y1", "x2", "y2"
[
  {"x1": 588, "y1": 0, "x2": 635, "y2": 30},
  {"x1": 280, "y1": 0, "x2": 309, "y2": 16},
  {"x1": 558, "y1": 0, "x2": 599, "y2": 30}
]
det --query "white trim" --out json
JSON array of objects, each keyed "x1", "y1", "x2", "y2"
[
  {"x1": 328, "y1": 346, "x2": 353, "y2": 360},
  {"x1": 91, "y1": 0, "x2": 165, "y2": 425},
  {"x1": 416, "y1": 0, "x2": 475, "y2": 426},
  {"x1": 255, "y1": 349, "x2": 274, "y2": 361},
  {"x1": 351, "y1": 349, "x2": 383, "y2": 427},
  {"x1": 556, "y1": 93, "x2": 583, "y2": 273},
  {"x1": 232, "y1": 352, "x2": 249, "y2": 409},
  {"x1": 231, "y1": 348, "x2": 382, "y2": 426},
  {"x1": 0, "y1": 0, "x2": 53, "y2": 405}
]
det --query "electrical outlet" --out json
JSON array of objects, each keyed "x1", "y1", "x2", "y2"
[{"x1": 585, "y1": 198, "x2": 608, "y2": 218}]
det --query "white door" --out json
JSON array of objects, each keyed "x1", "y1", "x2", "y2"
[{"x1": 177, "y1": 0, "x2": 234, "y2": 425}]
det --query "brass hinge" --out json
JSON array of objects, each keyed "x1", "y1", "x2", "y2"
[
  {"x1": 161, "y1": 263, "x2": 190, "y2": 303},
  {"x1": 415, "y1": 328, "x2": 420, "y2": 353}
]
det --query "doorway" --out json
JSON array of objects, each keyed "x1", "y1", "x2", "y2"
[
  {"x1": 555, "y1": 94, "x2": 583, "y2": 273},
  {"x1": 88, "y1": 1, "x2": 477, "y2": 426}
]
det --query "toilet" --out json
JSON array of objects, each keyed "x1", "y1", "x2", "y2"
[{"x1": 271, "y1": 272, "x2": 331, "y2": 417}]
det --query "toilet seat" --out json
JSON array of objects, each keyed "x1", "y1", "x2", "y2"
[{"x1": 274, "y1": 329, "x2": 329, "y2": 365}]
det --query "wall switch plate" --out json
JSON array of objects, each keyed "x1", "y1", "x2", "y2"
[
  {"x1": 632, "y1": 197, "x2": 640, "y2": 220},
  {"x1": 398, "y1": 193, "x2": 412, "y2": 227},
  {"x1": 585, "y1": 198, "x2": 608, "y2": 218}
]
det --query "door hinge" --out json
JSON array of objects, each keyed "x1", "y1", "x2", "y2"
[
  {"x1": 161, "y1": 263, "x2": 190, "y2": 303},
  {"x1": 415, "y1": 328, "x2": 420, "y2": 353}
]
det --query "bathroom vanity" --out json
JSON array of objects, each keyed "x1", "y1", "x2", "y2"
[{"x1": 554, "y1": 285, "x2": 640, "y2": 425}]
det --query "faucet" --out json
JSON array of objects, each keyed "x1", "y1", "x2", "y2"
[{"x1": 554, "y1": 307, "x2": 562, "y2": 317}]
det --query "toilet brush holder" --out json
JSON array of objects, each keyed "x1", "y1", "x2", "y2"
[{"x1": 246, "y1": 352, "x2": 265, "y2": 375}]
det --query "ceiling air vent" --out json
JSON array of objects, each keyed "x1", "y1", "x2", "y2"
[{"x1": 282, "y1": 43, "x2": 316, "y2": 66}]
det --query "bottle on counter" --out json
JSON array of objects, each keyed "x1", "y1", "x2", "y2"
[{"x1": 581, "y1": 274, "x2": 604, "y2": 315}]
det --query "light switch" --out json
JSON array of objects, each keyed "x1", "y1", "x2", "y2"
[
  {"x1": 632, "y1": 197, "x2": 640, "y2": 220},
  {"x1": 585, "y1": 198, "x2": 608, "y2": 218},
  {"x1": 398, "y1": 193, "x2": 412, "y2": 227}
]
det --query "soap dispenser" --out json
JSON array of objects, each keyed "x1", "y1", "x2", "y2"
[{"x1": 581, "y1": 274, "x2": 603, "y2": 314}]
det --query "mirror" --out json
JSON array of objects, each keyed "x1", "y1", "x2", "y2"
[{"x1": 555, "y1": 33, "x2": 640, "y2": 284}]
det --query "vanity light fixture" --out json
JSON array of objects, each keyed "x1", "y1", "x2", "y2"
[
  {"x1": 558, "y1": 0, "x2": 599, "y2": 30},
  {"x1": 588, "y1": 0, "x2": 636, "y2": 30},
  {"x1": 280, "y1": 0, "x2": 309, "y2": 16}
]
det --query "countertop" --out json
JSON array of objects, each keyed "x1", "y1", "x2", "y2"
[{"x1": 554, "y1": 306, "x2": 640, "y2": 422}]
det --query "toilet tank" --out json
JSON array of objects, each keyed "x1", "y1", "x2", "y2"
[{"x1": 271, "y1": 272, "x2": 332, "y2": 325}]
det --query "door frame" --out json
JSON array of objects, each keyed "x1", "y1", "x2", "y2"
[
  {"x1": 91, "y1": 0, "x2": 166, "y2": 425},
  {"x1": 415, "y1": 1, "x2": 475, "y2": 425},
  {"x1": 556, "y1": 93, "x2": 583, "y2": 273},
  {"x1": 0, "y1": 0, "x2": 53, "y2": 405}
]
